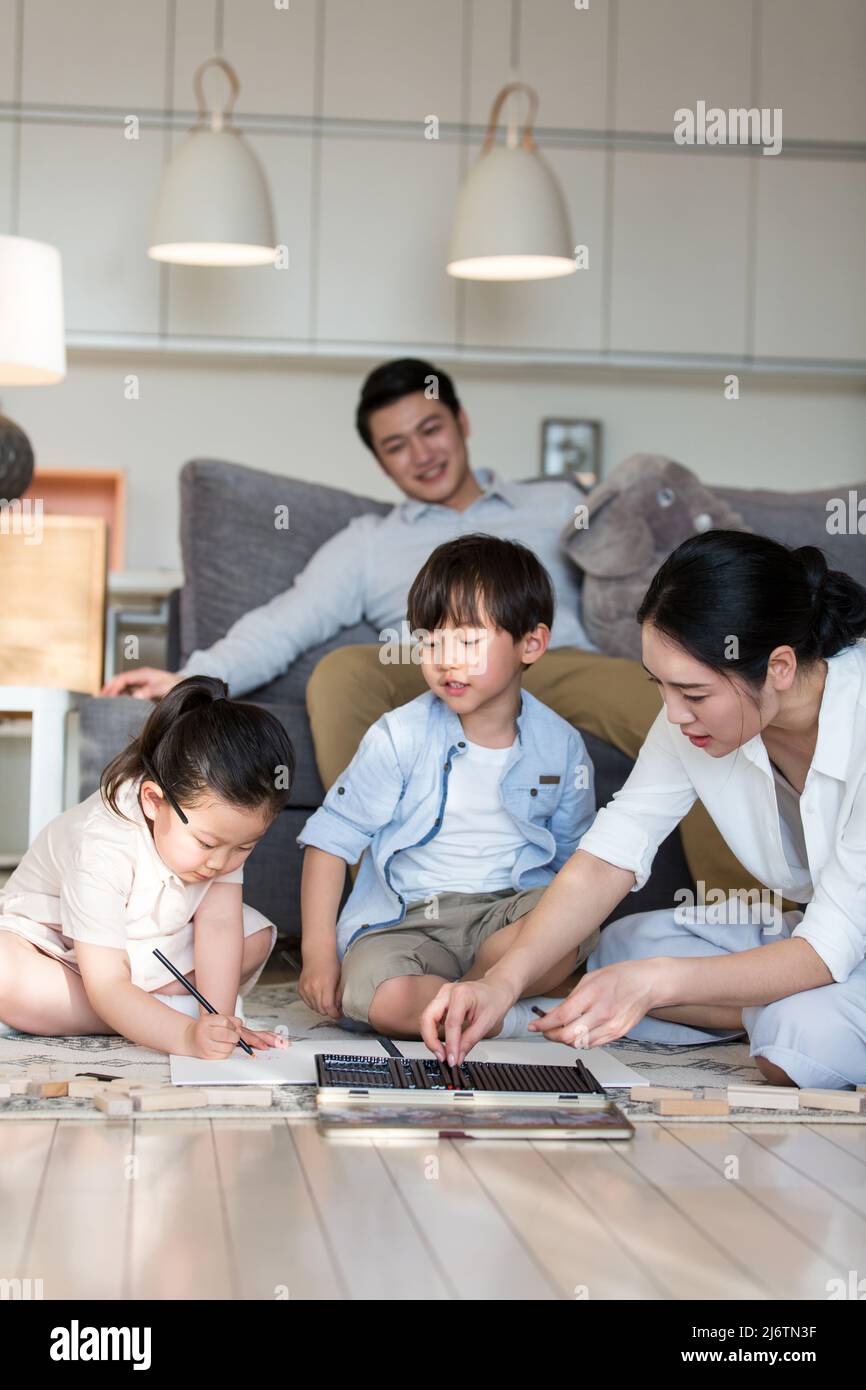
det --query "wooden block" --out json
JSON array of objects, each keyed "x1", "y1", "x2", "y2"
[
  {"x1": 726, "y1": 1083, "x2": 794, "y2": 1095},
  {"x1": 728, "y1": 1087, "x2": 799, "y2": 1111},
  {"x1": 653, "y1": 1098, "x2": 730, "y2": 1116},
  {"x1": 856, "y1": 1085, "x2": 866, "y2": 1093},
  {"x1": 200, "y1": 1088, "x2": 273, "y2": 1108},
  {"x1": 0, "y1": 1077, "x2": 31, "y2": 1095},
  {"x1": 131, "y1": 1088, "x2": 210, "y2": 1112},
  {"x1": 93, "y1": 1091, "x2": 133, "y2": 1116},
  {"x1": 67, "y1": 1080, "x2": 104, "y2": 1099},
  {"x1": 629, "y1": 1086, "x2": 690, "y2": 1102},
  {"x1": 699, "y1": 1089, "x2": 730, "y2": 1102},
  {"x1": 798, "y1": 1089, "x2": 866, "y2": 1114},
  {"x1": 0, "y1": 1083, "x2": 12, "y2": 1099},
  {"x1": 25, "y1": 1080, "x2": 68, "y2": 1099}
]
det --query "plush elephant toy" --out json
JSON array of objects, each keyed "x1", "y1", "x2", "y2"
[{"x1": 561, "y1": 453, "x2": 750, "y2": 660}]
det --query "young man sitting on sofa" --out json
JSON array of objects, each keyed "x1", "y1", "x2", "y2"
[{"x1": 101, "y1": 356, "x2": 757, "y2": 898}]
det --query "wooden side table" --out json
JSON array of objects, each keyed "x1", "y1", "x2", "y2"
[{"x1": 0, "y1": 687, "x2": 88, "y2": 846}]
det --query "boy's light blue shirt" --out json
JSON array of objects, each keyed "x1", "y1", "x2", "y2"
[{"x1": 297, "y1": 688, "x2": 596, "y2": 958}]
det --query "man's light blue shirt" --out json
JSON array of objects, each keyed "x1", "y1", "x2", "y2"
[
  {"x1": 181, "y1": 469, "x2": 595, "y2": 695},
  {"x1": 297, "y1": 688, "x2": 597, "y2": 958}
]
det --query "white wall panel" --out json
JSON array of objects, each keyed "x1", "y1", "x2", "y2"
[
  {"x1": 18, "y1": 120, "x2": 163, "y2": 332},
  {"x1": 21, "y1": 0, "x2": 169, "y2": 109},
  {"x1": 759, "y1": 0, "x2": 866, "y2": 143},
  {"x1": 616, "y1": 0, "x2": 753, "y2": 135},
  {"x1": 316, "y1": 135, "x2": 460, "y2": 344},
  {"x1": 754, "y1": 159, "x2": 866, "y2": 361},
  {"x1": 322, "y1": 0, "x2": 463, "y2": 123},
  {"x1": 609, "y1": 149, "x2": 750, "y2": 356}
]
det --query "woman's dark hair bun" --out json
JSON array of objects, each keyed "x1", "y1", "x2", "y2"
[{"x1": 636, "y1": 530, "x2": 866, "y2": 686}]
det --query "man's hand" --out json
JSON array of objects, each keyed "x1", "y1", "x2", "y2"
[
  {"x1": 528, "y1": 958, "x2": 663, "y2": 1049},
  {"x1": 101, "y1": 667, "x2": 182, "y2": 699},
  {"x1": 299, "y1": 953, "x2": 343, "y2": 1020},
  {"x1": 420, "y1": 979, "x2": 514, "y2": 1068}
]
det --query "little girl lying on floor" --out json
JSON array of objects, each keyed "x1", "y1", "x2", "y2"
[{"x1": 0, "y1": 676, "x2": 293, "y2": 1059}]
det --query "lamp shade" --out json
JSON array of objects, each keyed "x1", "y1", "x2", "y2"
[
  {"x1": 0, "y1": 235, "x2": 66, "y2": 384},
  {"x1": 149, "y1": 57, "x2": 276, "y2": 267},
  {"x1": 448, "y1": 83, "x2": 576, "y2": 281}
]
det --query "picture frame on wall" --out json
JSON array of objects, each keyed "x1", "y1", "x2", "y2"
[{"x1": 540, "y1": 419, "x2": 601, "y2": 491}]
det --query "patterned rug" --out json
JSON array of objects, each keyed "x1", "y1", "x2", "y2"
[{"x1": 1, "y1": 981, "x2": 861, "y2": 1124}]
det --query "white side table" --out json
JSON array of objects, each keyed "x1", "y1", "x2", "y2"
[{"x1": 0, "y1": 687, "x2": 88, "y2": 845}]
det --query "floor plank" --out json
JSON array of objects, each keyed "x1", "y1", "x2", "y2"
[
  {"x1": 457, "y1": 1139, "x2": 662, "y2": 1299},
  {"x1": 539, "y1": 1134, "x2": 767, "y2": 1300},
  {"x1": 0, "y1": 1121, "x2": 56, "y2": 1282},
  {"x1": 292, "y1": 1123, "x2": 453, "y2": 1299},
  {"x1": 374, "y1": 1136, "x2": 558, "y2": 1299},
  {"x1": 127, "y1": 1121, "x2": 234, "y2": 1300},
  {"x1": 618, "y1": 1124, "x2": 840, "y2": 1299},
  {"x1": 736, "y1": 1123, "x2": 866, "y2": 1219},
  {"x1": 212, "y1": 1119, "x2": 343, "y2": 1300},
  {"x1": 23, "y1": 1120, "x2": 133, "y2": 1299},
  {"x1": 672, "y1": 1122, "x2": 866, "y2": 1280}
]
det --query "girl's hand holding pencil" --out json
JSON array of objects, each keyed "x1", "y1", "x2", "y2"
[{"x1": 184, "y1": 1013, "x2": 290, "y2": 1061}]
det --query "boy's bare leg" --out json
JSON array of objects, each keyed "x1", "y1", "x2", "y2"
[
  {"x1": 0, "y1": 933, "x2": 118, "y2": 1036},
  {"x1": 368, "y1": 973, "x2": 451, "y2": 1037},
  {"x1": 462, "y1": 916, "x2": 580, "y2": 997}
]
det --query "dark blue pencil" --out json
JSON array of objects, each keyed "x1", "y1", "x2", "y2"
[{"x1": 152, "y1": 947, "x2": 255, "y2": 1056}]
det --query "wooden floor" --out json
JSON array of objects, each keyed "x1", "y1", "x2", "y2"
[{"x1": 2, "y1": 1115, "x2": 865, "y2": 1299}]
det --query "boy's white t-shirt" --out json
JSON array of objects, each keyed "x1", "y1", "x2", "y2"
[{"x1": 390, "y1": 737, "x2": 525, "y2": 903}]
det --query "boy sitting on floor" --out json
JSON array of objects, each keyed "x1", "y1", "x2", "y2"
[{"x1": 297, "y1": 533, "x2": 598, "y2": 1041}]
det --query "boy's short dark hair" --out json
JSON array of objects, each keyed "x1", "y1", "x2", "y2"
[
  {"x1": 407, "y1": 534, "x2": 555, "y2": 641},
  {"x1": 356, "y1": 358, "x2": 461, "y2": 452}
]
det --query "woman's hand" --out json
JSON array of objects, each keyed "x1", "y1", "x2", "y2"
[
  {"x1": 529, "y1": 958, "x2": 665, "y2": 1049},
  {"x1": 299, "y1": 952, "x2": 343, "y2": 1020},
  {"x1": 420, "y1": 979, "x2": 515, "y2": 1067}
]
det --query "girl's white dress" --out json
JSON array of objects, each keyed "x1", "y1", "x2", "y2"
[{"x1": 0, "y1": 777, "x2": 275, "y2": 995}]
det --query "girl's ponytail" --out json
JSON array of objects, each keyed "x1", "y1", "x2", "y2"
[
  {"x1": 793, "y1": 544, "x2": 866, "y2": 662},
  {"x1": 101, "y1": 676, "x2": 294, "y2": 821}
]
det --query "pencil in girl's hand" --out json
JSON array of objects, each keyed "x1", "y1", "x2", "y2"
[
  {"x1": 152, "y1": 947, "x2": 255, "y2": 1056},
  {"x1": 531, "y1": 1005, "x2": 547, "y2": 1018}
]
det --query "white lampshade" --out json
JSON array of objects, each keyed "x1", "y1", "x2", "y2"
[
  {"x1": 148, "y1": 57, "x2": 277, "y2": 267},
  {"x1": 0, "y1": 235, "x2": 66, "y2": 384},
  {"x1": 448, "y1": 83, "x2": 576, "y2": 282}
]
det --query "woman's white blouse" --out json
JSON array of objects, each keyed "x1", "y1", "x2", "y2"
[{"x1": 578, "y1": 640, "x2": 866, "y2": 984}]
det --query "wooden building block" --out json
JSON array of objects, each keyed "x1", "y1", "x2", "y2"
[
  {"x1": 67, "y1": 1080, "x2": 104, "y2": 1099},
  {"x1": 25, "y1": 1080, "x2": 68, "y2": 1099},
  {"x1": 629, "y1": 1086, "x2": 689, "y2": 1102},
  {"x1": 0, "y1": 1077, "x2": 32, "y2": 1095},
  {"x1": 200, "y1": 1088, "x2": 273, "y2": 1108},
  {"x1": 131, "y1": 1088, "x2": 210, "y2": 1112},
  {"x1": 0, "y1": 1083, "x2": 12, "y2": 1099},
  {"x1": 653, "y1": 1097, "x2": 730, "y2": 1116},
  {"x1": 798, "y1": 1089, "x2": 866, "y2": 1114},
  {"x1": 93, "y1": 1091, "x2": 133, "y2": 1116},
  {"x1": 728, "y1": 1087, "x2": 799, "y2": 1111},
  {"x1": 699, "y1": 1089, "x2": 730, "y2": 1102}
]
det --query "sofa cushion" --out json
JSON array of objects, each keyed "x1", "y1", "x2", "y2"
[
  {"x1": 179, "y1": 458, "x2": 389, "y2": 702},
  {"x1": 715, "y1": 482, "x2": 866, "y2": 590}
]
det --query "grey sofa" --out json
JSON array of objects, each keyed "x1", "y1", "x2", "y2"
[{"x1": 79, "y1": 459, "x2": 866, "y2": 941}]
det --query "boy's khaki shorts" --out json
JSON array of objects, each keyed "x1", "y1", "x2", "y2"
[{"x1": 339, "y1": 887, "x2": 601, "y2": 1024}]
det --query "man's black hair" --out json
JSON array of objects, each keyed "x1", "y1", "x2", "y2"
[{"x1": 356, "y1": 358, "x2": 461, "y2": 452}]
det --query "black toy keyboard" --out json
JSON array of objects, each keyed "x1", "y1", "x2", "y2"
[{"x1": 315, "y1": 1051, "x2": 603, "y2": 1095}]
